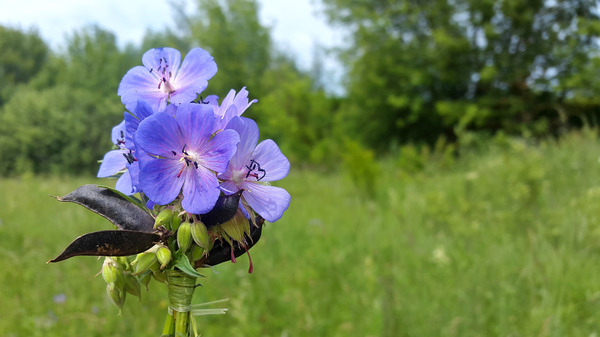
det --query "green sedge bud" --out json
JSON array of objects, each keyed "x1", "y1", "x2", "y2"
[
  {"x1": 139, "y1": 271, "x2": 152, "y2": 290},
  {"x1": 101, "y1": 258, "x2": 119, "y2": 285},
  {"x1": 171, "y1": 212, "x2": 182, "y2": 231},
  {"x1": 191, "y1": 221, "x2": 209, "y2": 249},
  {"x1": 123, "y1": 273, "x2": 142, "y2": 299},
  {"x1": 106, "y1": 284, "x2": 126, "y2": 309},
  {"x1": 132, "y1": 252, "x2": 158, "y2": 275},
  {"x1": 156, "y1": 246, "x2": 172, "y2": 269},
  {"x1": 177, "y1": 221, "x2": 192, "y2": 252},
  {"x1": 116, "y1": 256, "x2": 131, "y2": 271},
  {"x1": 154, "y1": 208, "x2": 173, "y2": 229},
  {"x1": 191, "y1": 244, "x2": 205, "y2": 262}
]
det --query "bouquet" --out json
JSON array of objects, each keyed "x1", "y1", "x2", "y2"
[{"x1": 49, "y1": 47, "x2": 291, "y2": 336}]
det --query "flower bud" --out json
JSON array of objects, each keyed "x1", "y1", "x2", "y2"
[
  {"x1": 131, "y1": 252, "x2": 158, "y2": 275},
  {"x1": 177, "y1": 221, "x2": 192, "y2": 252},
  {"x1": 156, "y1": 246, "x2": 172, "y2": 269},
  {"x1": 106, "y1": 284, "x2": 125, "y2": 309},
  {"x1": 139, "y1": 271, "x2": 152, "y2": 290},
  {"x1": 101, "y1": 258, "x2": 119, "y2": 285},
  {"x1": 191, "y1": 244, "x2": 205, "y2": 262},
  {"x1": 171, "y1": 212, "x2": 182, "y2": 231},
  {"x1": 191, "y1": 221, "x2": 209, "y2": 249},
  {"x1": 123, "y1": 273, "x2": 142, "y2": 299},
  {"x1": 115, "y1": 256, "x2": 131, "y2": 271},
  {"x1": 154, "y1": 208, "x2": 173, "y2": 229}
]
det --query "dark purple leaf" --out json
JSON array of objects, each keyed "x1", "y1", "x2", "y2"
[
  {"x1": 198, "y1": 215, "x2": 264, "y2": 267},
  {"x1": 56, "y1": 184, "x2": 154, "y2": 232},
  {"x1": 48, "y1": 230, "x2": 161, "y2": 263},
  {"x1": 199, "y1": 190, "x2": 244, "y2": 228}
]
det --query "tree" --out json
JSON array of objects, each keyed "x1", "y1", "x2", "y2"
[
  {"x1": 0, "y1": 25, "x2": 49, "y2": 105},
  {"x1": 321, "y1": 0, "x2": 600, "y2": 149},
  {"x1": 174, "y1": 0, "x2": 272, "y2": 97}
]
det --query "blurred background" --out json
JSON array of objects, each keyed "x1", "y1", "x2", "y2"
[{"x1": 2, "y1": 0, "x2": 600, "y2": 335}]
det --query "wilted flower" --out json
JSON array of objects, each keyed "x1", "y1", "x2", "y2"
[
  {"x1": 219, "y1": 117, "x2": 290, "y2": 222},
  {"x1": 135, "y1": 103, "x2": 240, "y2": 214},
  {"x1": 118, "y1": 47, "x2": 217, "y2": 113}
]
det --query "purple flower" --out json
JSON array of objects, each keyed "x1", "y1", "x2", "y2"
[
  {"x1": 97, "y1": 120, "x2": 130, "y2": 180},
  {"x1": 218, "y1": 117, "x2": 290, "y2": 222},
  {"x1": 135, "y1": 103, "x2": 240, "y2": 214},
  {"x1": 96, "y1": 120, "x2": 140, "y2": 195},
  {"x1": 209, "y1": 87, "x2": 257, "y2": 131},
  {"x1": 116, "y1": 100, "x2": 159, "y2": 195},
  {"x1": 118, "y1": 47, "x2": 218, "y2": 113},
  {"x1": 97, "y1": 101, "x2": 159, "y2": 195}
]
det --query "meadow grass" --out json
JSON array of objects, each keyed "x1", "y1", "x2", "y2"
[{"x1": 1, "y1": 131, "x2": 600, "y2": 336}]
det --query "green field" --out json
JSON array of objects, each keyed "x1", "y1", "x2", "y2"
[{"x1": 2, "y1": 131, "x2": 600, "y2": 336}]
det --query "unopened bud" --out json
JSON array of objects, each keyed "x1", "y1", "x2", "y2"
[
  {"x1": 123, "y1": 273, "x2": 141, "y2": 299},
  {"x1": 156, "y1": 246, "x2": 172, "y2": 269},
  {"x1": 191, "y1": 244, "x2": 205, "y2": 262},
  {"x1": 131, "y1": 252, "x2": 158, "y2": 275},
  {"x1": 106, "y1": 284, "x2": 125, "y2": 309},
  {"x1": 171, "y1": 212, "x2": 182, "y2": 231},
  {"x1": 139, "y1": 271, "x2": 152, "y2": 290},
  {"x1": 115, "y1": 256, "x2": 131, "y2": 271},
  {"x1": 191, "y1": 221, "x2": 209, "y2": 249},
  {"x1": 177, "y1": 221, "x2": 192, "y2": 252},
  {"x1": 154, "y1": 208, "x2": 173, "y2": 229},
  {"x1": 101, "y1": 258, "x2": 119, "y2": 285}
]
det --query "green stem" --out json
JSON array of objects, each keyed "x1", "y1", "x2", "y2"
[
  {"x1": 161, "y1": 312, "x2": 175, "y2": 337},
  {"x1": 174, "y1": 310, "x2": 190, "y2": 337}
]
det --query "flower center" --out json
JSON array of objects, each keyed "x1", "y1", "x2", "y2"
[
  {"x1": 171, "y1": 144, "x2": 200, "y2": 178},
  {"x1": 149, "y1": 57, "x2": 176, "y2": 97}
]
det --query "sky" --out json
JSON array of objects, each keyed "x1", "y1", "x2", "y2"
[{"x1": 0, "y1": 0, "x2": 344, "y2": 78}]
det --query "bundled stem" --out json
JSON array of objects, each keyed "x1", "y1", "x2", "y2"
[{"x1": 162, "y1": 269, "x2": 197, "y2": 337}]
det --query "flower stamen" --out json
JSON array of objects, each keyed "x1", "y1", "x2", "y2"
[{"x1": 245, "y1": 159, "x2": 266, "y2": 181}]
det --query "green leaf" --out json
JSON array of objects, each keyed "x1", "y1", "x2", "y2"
[{"x1": 174, "y1": 250, "x2": 205, "y2": 278}]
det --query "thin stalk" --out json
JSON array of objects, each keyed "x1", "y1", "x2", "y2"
[
  {"x1": 174, "y1": 310, "x2": 190, "y2": 337},
  {"x1": 161, "y1": 312, "x2": 175, "y2": 337}
]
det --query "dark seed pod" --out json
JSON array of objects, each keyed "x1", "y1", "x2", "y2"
[
  {"x1": 55, "y1": 185, "x2": 154, "y2": 232},
  {"x1": 199, "y1": 190, "x2": 244, "y2": 228},
  {"x1": 197, "y1": 215, "x2": 264, "y2": 267},
  {"x1": 48, "y1": 230, "x2": 161, "y2": 263}
]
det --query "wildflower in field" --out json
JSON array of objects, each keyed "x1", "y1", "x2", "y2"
[
  {"x1": 118, "y1": 47, "x2": 217, "y2": 113},
  {"x1": 208, "y1": 87, "x2": 258, "y2": 131},
  {"x1": 114, "y1": 100, "x2": 158, "y2": 195},
  {"x1": 97, "y1": 120, "x2": 134, "y2": 190},
  {"x1": 135, "y1": 103, "x2": 240, "y2": 214},
  {"x1": 219, "y1": 116, "x2": 290, "y2": 222}
]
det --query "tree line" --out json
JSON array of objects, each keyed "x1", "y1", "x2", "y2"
[{"x1": 1, "y1": 0, "x2": 599, "y2": 176}]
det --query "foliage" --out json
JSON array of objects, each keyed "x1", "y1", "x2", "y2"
[
  {"x1": 3, "y1": 131, "x2": 600, "y2": 335},
  {"x1": 252, "y1": 57, "x2": 341, "y2": 166},
  {"x1": 2, "y1": 0, "x2": 600, "y2": 175},
  {"x1": 322, "y1": 0, "x2": 600, "y2": 149},
  {"x1": 0, "y1": 85, "x2": 122, "y2": 175},
  {"x1": 175, "y1": 0, "x2": 272, "y2": 96},
  {"x1": 0, "y1": 26, "x2": 49, "y2": 105}
]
